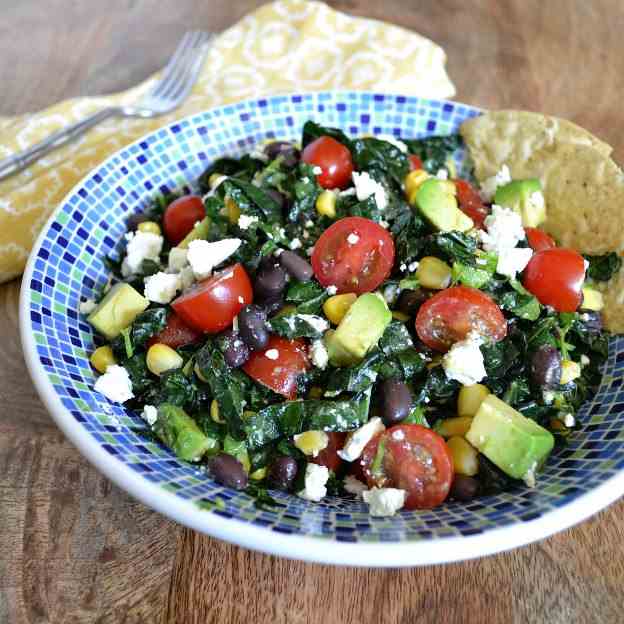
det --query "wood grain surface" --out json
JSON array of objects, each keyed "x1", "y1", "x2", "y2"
[{"x1": 2, "y1": 1, "x2": 624, "y2": 622}]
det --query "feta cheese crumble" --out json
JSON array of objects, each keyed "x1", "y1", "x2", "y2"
[
  {"x1": 442, "y1": 331, "x2": 487, "y2": 386},
  {"x1": 408, "y1": 260, "x2": 419, "y2": 272},
  {"x1": 178, "y1": 266, "x2": 195, "y2": 290},
  {"x1": 310, "y1": 338, "x2": 329, "y2": 370},
  {"x1": 298, "y1": 463, "x2": 329, "y2": 502},
  {"x1": 480, "y1": 205, "x2": 526, "y2": 253},
  {"x1": 168, "y1": 247, "x2": 189, "y2": 272},
  {"x1": 144, "y1": 271, "x2": 181, "y2": 304},
  {"x1": 187, "y1": 238, "x2": 241, "y2": 280},
  {"x1": 343, "y1": 475, "x2": 368, "y2": 498},
  {"x1": 347, "y1": 233, "x2": 360, "y2": 245},
  {"x1": 326, "y1": 285, "x2": 338, "y2": 295},
  {"x1": 563, "y1": 413, "x2": 576, "y2": 427},
  {"x1": 479, "y1": 164, "x2": 511, "y2": 201},
  {"x1": 362, "y1": 487, "x2": 407, "y2": 517},
  {"x1": 94, "y1": 365, "x2": 134, "y2": 403},
  {"x1": 337, "y1": 417, "x2": 385, "y2": 462},
  {"x1": 496, "y1": 246, "x2": 534, "y2": 279},
  {"x1": 351, "y1": 171, "x2": 388, "y2": 210},
  {"x1": 121, "y1": 231, "x2": 163, "y2": 277},
  {"x1": 297, "y1": 314, "x2": 329, "y2": 334},
  {"x1": 237, "y1": 214, "x2": 259, "y2": 230},
  {"x1": 265, "y1": 349, "x2": 279, "y2": 360},
  {"x1": 312, "y1": 166, "x2": 323, "y2": 175},
  {"x1": 436, "y1": 168, "x2": 449, "y2": 180},
  {"x1": 141, "y1": 404, "x2": 158, "y2": 426},
  {"x1": 289, "y1": 238, "x2": 302, "y2": 250},
  {"x1": 79, "y1": 298, "x2": 97, "y2": 315}
]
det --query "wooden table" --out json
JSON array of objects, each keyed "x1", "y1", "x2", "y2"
[{"x1": 2, "y1": 1, "x2": 624, "y2": 622}]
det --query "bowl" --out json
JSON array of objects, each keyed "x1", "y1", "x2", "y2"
[{"x1": 20, "y1": 91, "x2": 624, "y2": 567}]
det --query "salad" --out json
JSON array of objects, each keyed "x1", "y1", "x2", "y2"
[{"x1": 80, "y1": 118, "x2": 620, "y2": 517}]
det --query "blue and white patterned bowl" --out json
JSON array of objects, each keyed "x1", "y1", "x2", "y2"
[{"x1": 20, "y1": 92, "x2": 624, "y2": 566}]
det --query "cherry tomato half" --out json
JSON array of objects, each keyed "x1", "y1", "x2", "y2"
[
  {"x1": 359, "y1": 424, "x2": 454, "y2": 510},
  {"x1": 242, "y1": 335, "x2": 310, "y2": 399},
  {"x1": 525, "y1": 227, "x2": 556, "y2": 253},
  {"x1": 522, "y1": 248, "x2": 585, "y2": 312},
  {"x1": 163, "y1": 195, "x2": 205, "y2": 245},
  {"x1": 415, "y1": 285, "x2": 507, "y2": 352},
  {"x1": 454, "y1": 179, "x2": 489, "y2": 229},
  {"x1": 312, "y1": 216, "x2": 395, "y2": 294},
  {"x1": 301, "y1": 136, "x2": 354, "y2": 189},
  {"x1": 312, "y1": 432, "x2": 347, "y2": 473},
  {"x1": 408, "y1": 154, "x2": 424, "y2": 170},
  {"x1": 147, "y1": 311, "x2": 202, "y2": 349},
  {"x1": 172, "y1": 263, "x2": 252, "y2": 333}
]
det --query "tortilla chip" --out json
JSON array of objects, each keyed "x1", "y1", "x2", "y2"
[{"x1": 596, "y1": 270, "x2": 624, "y2": 333}]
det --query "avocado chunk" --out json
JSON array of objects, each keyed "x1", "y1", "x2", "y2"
[
  {"x1": 416, "y1": 178, "x2": 474, "y2": 233},
  {"x1": 466, "y1": 395, "x2": 554, "y2": 481},
  {"x1": 154, "y1": 404, "x2": 217, "y2": 461},
  {"x1": 326, "y1": 293, "x2": 392, "y2": 366},
  {"x1": 494, "y1": 179, "x2": 546, "y2": 227},
  {"x1": 223, "y1": 434, "x2": 251, "y2": 473},
  {"x1": 87, "y1": 282, "x2": 149, "y2": 340},
  {"x1": 179, "y1": 216, "x2": 211, "y2": 249},
  {"x1": 581, "y1": 285, "x2": 604, "y2": 311}
]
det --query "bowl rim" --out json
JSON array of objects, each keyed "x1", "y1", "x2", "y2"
[{"x1": 19, "y1": 90, "x2": 624, "y2": 567}]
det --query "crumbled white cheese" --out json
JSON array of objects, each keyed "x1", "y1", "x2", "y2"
[
  {"x1": 302, "y1": 231, "x2": 310, "y2": 240},
  {"x1": 237, "y1": 214, "x2": 259, "y2": 230},
  {"x1": 377, "y1": 134, "x2": 408, "y2": 153},
  {"x1": 297, "y1": 314, "x2": 329, "y2": 334},
  {"x1": 480, "y1": 164, "x2": 512, "y2": 201},
  {"x1": 436, "y1": 168, "x2": 449, "y2": 180},
  {"x1": 543, "y1": 390, "x2": 555, "y2": 405},
  {"x1": 408, "y1": 260, "x2": 419, "y2": 272},
  {"x1": 297, "y1": 463, "x2": 329, "y2": 502},
  {"x1": 337, "y1": 417, "x2": 385, "y2": 462},
  {"x1": 305, "y1": 220, "x2": 314, "y2": 228},
  {"x1": 141, "y1": 404, "x2": 158, "y2": 426},
  {"x1": 351, "y1": 171, "x2": 388, "y2": 210},
  {"x1": 121, "y1": 231, "x2": 163, "y2": 277},
  {"x1": 340, "y1": 187, "x2": 357, "y2": 197},
  {"x1": 563, "y1": 413, "x2": 576, "y2": 427},
  {"x1": 144, "y1": 271, "x2": 180, "y2": 304},
  {"x1": 79, "y1": 298, "x2": 97, "y2": 315},
  {"x1": 442, "y1": 331, "x2": 487, "y2": 386},
  {"x1": 523, "y1": 461, "x2": 538, "y2": 488},
  {"x1": 580, "y1": 354, "x2": 590, "y2": 367},
  {"x1": 362, "y1": 487, "x2": 407, "y2": 517},
  {"x1": 187, "y1": 238, "x2": 241, "y2": 280},
  {"x1": 347, "y1": 233, "x2": 360, "y2": 245},
  {"x1": 168, "y1": 247, "x2": 189, "y2": 272},
  {"x1": 343, "y1": 475, "x2": 368, "y2": 498},
  {"x1": 178, "y1": 266, "x2": 195, "y2": 290},
  {"x1": 529, "y1": 190, "x2": 545, "y2": 214},
  {"x1": 289, "y1": 238, "x2": 302, "y2": 250},
  {"x1": 379, "y1": 220, "x2": 389, "y2": 229},
  {"x1": 306, "y1": 247, "x2": 315, "y2": 257},
  {"x1": 94, "y1": 365, "x2": 134, "y2": 403},
  {"x1": 383, "y1": 283, "x2": 400, "y2": 304},
  {"x1": 326, "y1": 285, "x2": 338, "y2": 295},
  {"x1": 496, "y1": 247, "x2": 534, "y2": 279},
  {"x1": 399, "y1": 263, "x2": 407, "y2": 272},
  {"x1": 265, "y1": 349, "x2": 279, "y2": 360},
  {"x1": 312, "y1": 165, "x2": 323, "y2": 175},
  {"x1": 480, "y1": 205, "x2": 526, "y2": 253},
  {"x1": 310, "y1": 339, "x2": 329, "y2": 370}
]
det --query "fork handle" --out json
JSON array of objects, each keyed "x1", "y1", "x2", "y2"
[{"x1": 0, "y1": 106, "x2": 122, "y2": 181}]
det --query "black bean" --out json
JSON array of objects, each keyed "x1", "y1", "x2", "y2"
[
  {"x1": 220, "y1": 330, "x2": 250, "y2": 368},
  {"x1": 397, "y1": 289, "x2": 429, "y2": 316},
  {"x1": 279, "y1": 250, "x2": 314, "y2": 282},
  {"x1": 238, "y1": 304, "x2": 269, "y2": 351},
  {"x1": 255, "y1": 264, "x2": 288, "y2": 299},
  {"x1": 450, "y1": 475, "x2": 480, "y2": 501},
  {"x1": 380, "y1": 378, "x2": 412, "y2": 425},
  {"x1": 209, "y1": 453, "x2": 248, "y2": 490},
  {"x1": 268, "y1": 456, "x2": 298, "y2": 491},
  {"x1": 263, "y1": 141, "x2": 300, "y2": 167},
  {"x1": 126, "y1": 212, "x2": 148, "y2": 231},
  {"x1": 530, "y1": 345, "x2": 562, "y2": 388}
]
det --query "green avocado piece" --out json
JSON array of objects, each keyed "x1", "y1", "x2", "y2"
[
  {"x1": 466, "y1": 395, "x2": 554, "y2": 481},
  {"x1": 87, "y1": 282, "x2": 149, "y2": 340},
  {"x1": 326, "y1": 293, "x2": 392, "y2": 366},
  {"x1": 494, "y1": 179, "x2": 545, "y2": 227},
  {"x1": 154, "y1": 404, "x2": 216, "y2": 462},
  {"x1": 223, "y1": 434, "x2": 251, "y2": 473},
  {"x1": 178, "y1": 216, "x2": 211, "y2": 249},
  {"x1": 415, "y1": 178, "x2": 474, "y2": 233}
]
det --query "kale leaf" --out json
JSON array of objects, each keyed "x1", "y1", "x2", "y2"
[
  {"x1": 222, "y1": 178, "x2": 283, "y2": 223},
  {"x1": 350, "y1": 137, "x2": 410, "y2": 187},
  {"x1": 584, "y1": 252, "x2": 622, "y2": 282},
  {"x1": 286, "y1": 280, "x2": 329, "y2": 315},
  {"x1": 402, "y1": 134, "x2": 463, "y2": 174},
  {"x1": 267, "y1": 314, "x2": 327, "y2": 340},
  {"x1": 301, "y1": 120, "x2": 352, "y2": 149}
]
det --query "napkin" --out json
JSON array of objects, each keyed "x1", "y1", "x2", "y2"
[{"x1": 0, "y1": 0, "x2": 455, "y2": 283}]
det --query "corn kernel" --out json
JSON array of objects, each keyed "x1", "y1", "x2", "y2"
[
  {"x1": 146, "y1": 343, "x2": 183, "y2": 376},
  {"x1": 316, "y1": 189, "x2": 337, "y2": 218},
  {"x1": 392, "y1": 310, "x2": 410, "y2": 322},
  {"x1": 225, "y1": 196, "x2": 240, "y2": 224},
  {"x1": 560, "y1": 360, "x2": 582, "y2": 385},
  {"x1": 137, "y1": 221, "x2": 162, "y2": 235},
  {"x1": 250, "y1": 467, "x2": 267, "y2": 481},
  {"x1": 447, "y1": 436, "x2": 479, "y2": 476},
  {"x1": 458, "y1": 384, "x2": 490, "y2": 417},
  {"x1": 404, "y1": 169, "x2": 429, "y2": 204},
  {"x1": 416, "y1": 256, "x2": 452, "y2": 290},
  {"x1": 293, "y1": 430, "x2": 329, "y2": 457},
  {"x1": 323, "y1": 293, "x2": 357, "y2": 325},
  {"x1": 435, "y1": 416, "x2": 473, "y2": 438},
  {"x1": 90, "y1": 346, "x2": 116, "y2": 374},
  {"x1": 581, "y1": 286, "x2": 604, "y2": 311},
  {"x1": 308, "y1": 386, "x2": 324, "y2": 399},
  {"x1": 210, "y1": 399, "x2": 225, "y2": 424}
]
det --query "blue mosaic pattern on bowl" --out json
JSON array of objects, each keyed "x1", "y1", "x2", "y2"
[{"x1": 26, "y1": 92, "x2": 624, "y2": 542}]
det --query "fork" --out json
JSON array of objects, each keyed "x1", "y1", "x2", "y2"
[{"x1": 0, "y1": 30, "x2": 213, "y2": 181}]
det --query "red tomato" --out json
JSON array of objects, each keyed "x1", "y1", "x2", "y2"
[
  {"x1": 242, "y1": 335, "x2": 310, "y2": 399},
  {"x1": 454, "y1": 179, "x2": 489, "y2": 229},
  {"x1": 408, "y1": 154, "x2": 423, "y2": 170},
  {"x1": 301, "y1": 136, "x2": 353, "y2": 189},
  {"x1": 147, "y1": 311, "x2": 202, "y2": 349},
  {"x1": 172, "y1": 263, "x2": 252, "y2": 333},
  {"x1": 525, "y1": 227, "x2": 556, "y2": 252},
  {"x1": 311, "y1": 217, "x2": 395, "y2": 294},
  {"x1": 415, "y1": 285, "x2": 507, "y2": 352},
  {"x1": 359, "y1": 424, "x2": 454, "y2": 510},
  {"x1": 162, "y1": 195, "x2": 205, "y2": 245},
  {"x1": 312, "y1": 432, "x2": 347, "y2": 473},
  {"x1": 522, "y1": 248, "x2": 585, "y2": 312}
]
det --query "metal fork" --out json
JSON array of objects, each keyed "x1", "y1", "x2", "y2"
[{"x1": 0, "y1": 30, "x2": 213, "y2": 181}]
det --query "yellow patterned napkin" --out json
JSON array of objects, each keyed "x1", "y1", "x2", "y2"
[{"x1": 0, "y1": 0, "x2": 455, "y2": 283}]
